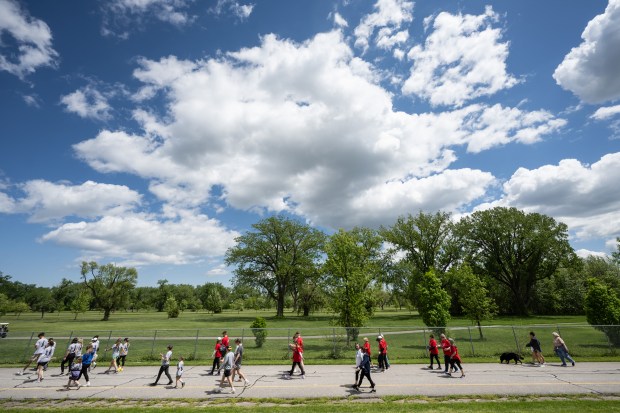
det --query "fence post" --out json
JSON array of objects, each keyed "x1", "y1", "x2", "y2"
[
  {"x1": 151, "y1": 330, "x2": 158, "y2": 358},
  {"x1": 423, "y1": 328, "x2": 428, "y2": 357},
  {"x1": 22, "y1": 331, "x2": 35, "y2": 363},
  {"x1": 193, "y1": 329, "x2": 199, "y2": 360},
  {"x1": 512, "y1": 326, "x2": 520, "y2": 353},
  {"x1": 333, "y1": 328, "x2": 337, "y2": 357},
  {"x1": 287, "y1": 329, "x2": 291, "y2": 358},
  {"x1": 467, "y1": 326, "x2": 475, "y2": 357},
  {"x1": 556, "y1": 325, "x2": 562, "y2": 337}
]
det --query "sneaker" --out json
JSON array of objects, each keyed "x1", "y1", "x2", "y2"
[
  {"x1": 182, "y1": 381, "x2": 185, "y2": 388},
  {"x1": 92, "y1": 362, "x2": 97, "y2": 369},
  {"x1": 370, "y1": 387, "x2": 376, "y2": 393},
  {"x1": 561, "y1": 364, "x2": 567, "y2": 367},
  {"x1": 572, "y1": 362, "x2": 575, "y2": 366},
  {"x1": 86, "y1": 382, "x2": 90, "y2": 387},
  {"x1": 167, "y1": 381, "x2": 173, "y2": 385},
  {"x1": 352, "y1": 385, "x2": 359, "y2": 391},
  {"x1": 437, "y1": 366, "x2": 442, "y2": 370},
  {"x1": 301, "y1": 374, "x2": 305, "y2": 379},
  {"x1": 231, "y1": 388, "x2": 236, "y2": 394},
  {"x1": 76, "y1": 383, "x2": 81, "y2": 389},
  {"x1": 427, "y1": 365, "x2": 432, "y2": 369},
  {"x1": 17, "y1": 371, "x2": 23, "y2": 376},
  {"x1": 150, "y1": 383, "x2": 157, "y2": 386},
  {"x1": 243, "y1": 379, "x2": 248, "y2": 386},
  {"x1": 119, "y1": 367, "x2": 123, "y2": 372}
]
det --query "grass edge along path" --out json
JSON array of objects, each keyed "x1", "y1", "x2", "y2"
[{"x1": 1, "y1": 394, "x2": 620, "y2": 412}]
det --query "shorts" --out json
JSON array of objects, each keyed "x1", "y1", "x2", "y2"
[
  {"x1": 37, "y1": 361, "x2": 48, "y2": 368},
  {"x1": 224, "y1": 369, "x2": 232, "y2": 377},
  {"x1": 176, "y1": 374, "x2": 183, "y2": 379},
  {"x1": 234, "y1": 363, "x2": 242, "y2": 370}
]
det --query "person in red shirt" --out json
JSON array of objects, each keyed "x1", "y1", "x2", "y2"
[
  {"x1": 427, "y1": 334, "x2": 441, "y2": 370},
  {"x1": 293, "y1": 331, "x2": 305, "y2": 372},
  {"x1": 448, "y1": 338, "x2": 465, "y2": 378},
  {"x1": 287, "y1": 341, "x2": 305, "y2": 379},
  {"x1": 377, "y1": 335, "x2": 389, "y2": 371},
  {"x1": 363, "y1": 337, "x2": 373, "y2": 368},
  {"x1": 209, "y1": 337, "x2": 223, "y2": 375},
  {"x1": 440, "y1": 333, "x2": 458, "y2": 374},
  {"x1": 221, "y1": 331, "x2": 229, "y2": 348}
]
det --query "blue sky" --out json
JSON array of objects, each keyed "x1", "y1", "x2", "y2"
[{"x1": 1, "y1": 0, "x2": 619, "y2": 288}]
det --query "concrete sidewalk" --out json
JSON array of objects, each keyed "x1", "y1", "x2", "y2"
[{"x1": 1, "y1": 362, "x2": 619, "y2": 400}]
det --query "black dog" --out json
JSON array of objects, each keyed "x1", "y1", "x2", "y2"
[{"x1": 500, "y1": 352, "x2": 523, "y2": 364}]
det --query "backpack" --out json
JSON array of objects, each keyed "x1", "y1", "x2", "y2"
[{"x1": 219, "y1": 344, "x2": 226, "y2": 354}]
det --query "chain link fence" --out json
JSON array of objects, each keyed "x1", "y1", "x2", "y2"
[{"x1": 1, "y1": 324, "x2": 617, "y2": 364}]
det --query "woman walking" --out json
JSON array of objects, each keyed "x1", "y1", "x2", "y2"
[
  {"x1": 526, "y1": 331, "x2": 545, "y2": 365},
  {"x1": 552, "y1": 332, "x2": 575, "y2": 366},
  {"x1": 78, "y1": 343, "x2": 94, "y2": 386},
  {"x1": 287, "y1": 339, "x2": 305, "y2": 379},
  {"x1": 447, "y1": 338, "x2": 465, "y2": 378},
  {"x1": 209, "y1": 337, "x2": 224, "y2": 375},
  {"x1": 216, "y1": 346, "x2": 236, "y2": 394},
  {"x1": 151, "y1": 345, "x2": 173, "y2": 386},
  {"x1": 427, "y1": 334, "x2": 441, "y2": 370},
  {"x1": 117, "y1": 338, "x2": 130, "y2": 372},
  {"x1": 353, "y1": 345, "x2": 376, "y2": 392},
  {"x1": 36, "y1": 338, "x2": 55, "y2": 383},
  {"x1": 232, "y1": 338, "x2": 248, "y2": 386},
  {"x1": 60, "y1": 337, "x2": 81, "y2": 375},
  {"x1": 104, "y1": 338, "x2": 122, "y2": 374}
]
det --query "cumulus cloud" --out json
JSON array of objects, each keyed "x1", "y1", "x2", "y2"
[
  {"x1": 101, "y1": 0, "x2": 195, "y2": 38},
  {"x1": 592, "y1": 104, "x2": 620, "y2": 120},
  {"x1": 40, "y1": 210, "x2": 239, "y2": 266},
  {"x1": 2, "y1": 180, "x2": 141, "y2": 223},
  {"x1": 72, "y1": 30, "x2": 564, "y2": 230},
  {"x1": 60, "y1": 86, "x2": 113, "y2": 120},
  {"x1": 402, "y1": 6, "x2": 519, "y2": 107},
  {"x1": 210, "y1": 0, "x2": 254, "y2": 21},
  {"x1": 354, "y1": 0, "x2": 413, "y2": 53},
  {"x1": 0, "y1": 0, "x2": 58, "y2": 78},
  {"x1": 553, "y1": 0, "x2": 620, "y2": 104},
  {"x1": 478, "y1": 152, "x2": 620, "y2": 243}
]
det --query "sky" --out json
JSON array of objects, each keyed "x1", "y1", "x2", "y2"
[{"x1": 1, "y1": 0, "x2": 619, "y2": 288}]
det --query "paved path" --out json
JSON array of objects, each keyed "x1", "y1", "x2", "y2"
[{"x1": 1, "y1": 363, "x2": 619, "y2": 400}]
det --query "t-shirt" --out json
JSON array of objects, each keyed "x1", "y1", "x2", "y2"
[
  {"x1": 38, "y1": 344, "x2": 56, "y2": 364},
  {"x1": 111, "y1": 344, "x2": 120, "y2": 358},
  {"x1": 222, "y1": 336, "x2": 229, "y2": 348},
  {"x1": 429, "y1": 338, "x2": 439, "y2": 355},
  {"x1": 82, "y1": 352, "x2": 94, "y2": 365},
  {"x1": 68, "y1": 342, "x2": 81, "y2": 356},
  {"x1": 527, "y1": 337, "x2": 542, "y2": 352},
  {"x1": 363, "y1": 341, "x2": 371, "y2": 356},
  {"x1": 214, "y1": 343, "x2": 223, "y2": 358},
  {"x1": 162, "y1": 350, "x2": 172, "y2": 366},
  {"x1": 451, "y1": 344, "x2": 461, "y2": 362},
  {"x1": 292, "y1": 345, "x2": 303, "y2": 363},
  {"x1": 235, "y1": 344, "x2": 244, "y2": 365},
  {"x1": 34, "y1": 338, "x2": 47, "y2": 355},
  {"x1": 355, "y1": 349, "x2": 363, "y2": 367},
  {"x1": 92, "y1": 341, "x2": 100, "y2": 354},
  {"x1": 176, "y1": 360, "x2": 184, "y2": 376},
  {"x1": 120, "y1": 342, "x2": 129, "y2": 356},
  {"x1": 379, "y1": 338, "x2": 388, "y2": 354},
  {"x1": 295, "y1": 336, "x2": 304, "y2": 353},
  {"x1": 223, "y1": 351, "x2": 235, "y2": 370},
  {"x1": 441, "y1": 338, "x2": 451, "y2": 355}
]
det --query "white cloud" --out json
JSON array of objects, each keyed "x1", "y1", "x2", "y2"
[
  {"x1": 210, "y1": 0, "x2": 254, "y2": 21},
  {"x1": 4, "y1": 180, "x2": 141, "y2": 223},
  {"x1": 575, "y1": 248, "x2": 608, "y2": 259},
  {"x1": 354, "y1": 0, "x2": 413, "y2": 53},
  {"x1": 332, "y1": 12, "x2": 348, "y2": 28},
  {"x1": 402, "y1": 6, "x2": 519, "y2": 107},
  {"x1": 479, "y1": 152, "x2": 620, "y2": 242},
  {"x1": 553, "y1": 0, "x2": 620, "y2": 104},
  {"x1": 0, "y1": 0, "x2": 58, "y2": 78},
  {"x1": 22, "y1": 94, "x2": 40, "y2": 107},
  {"x1": 101, "y1": 0, "x2": 195, "y2": 38},
  {"x1": 591, "y1": 104, "x2": 620, "y2": 120},
  {"x1": 40, "y1": 210, "x2": 239, "y2": 266},
  {"x1": 60, "y1": 86, "x2": 113, "y2": 120},
  {"x1": 72, "y1": 30, "x2": 564, "y2": 231}
]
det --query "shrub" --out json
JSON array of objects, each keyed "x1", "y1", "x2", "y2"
[{"x1": 250, "y1": 317, "x2": 268, "y2": 347}]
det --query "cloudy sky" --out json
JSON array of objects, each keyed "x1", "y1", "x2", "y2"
[{"x1": 1, "y1": 0, "x2": 619, "y2": 287}]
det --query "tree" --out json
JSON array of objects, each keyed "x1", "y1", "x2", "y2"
[
  {"x1": 416, "y1": 269, "x2": 451, "y2": 332},
  {"x1": 164, "y1": 296, "x2": 180, "y2": 318},
  {"x1": 450, "y1": 264, "x2": 497, "y2": 339},
  {"x1": 69, "y1": 289, "x2": 92, "y2": 320},
  {"x1": 199, "y1": 283, "x2": 224, "y2": 314},
  {"x1": 52, "y1": 278, "x2": 79, "y2": 311},
  {"x1": 26, "y1": 287, "x2": 57, "y2": 318},
  {"x1": 323, "y1": 227, "x2": 382, "y2": 343},
  {"x1": 12, "y1": 301, "x2": 30, "y2": 318},
  {"x1": 226, "y1": 215, "x2": 326, "y2": 317},
  {"x1": 584, "y1": 278, "x2": 620, "y2": 346},
  {"x1": 457, "y1": 207, "x2": 574, "y2": 315},
  {"x1": 250, "y1": 317, "x2": 268, "y2": 347},
  {"x1": 80, "y1": 261, "x2": 138, "y2": 321},
  {"x1": 0, "y1": 293, "x2": 9, "y2": 316},
  {"x1": 155, "y1": 279, "x2": 171, "y2": 312}
]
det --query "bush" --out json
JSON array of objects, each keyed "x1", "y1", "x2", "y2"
[
  {"x1": 164, "y1": 296, "x2": 180, "y2": 318},
  {"x1": 250, "y1": 317, "x2": 268, "y2": 347}
]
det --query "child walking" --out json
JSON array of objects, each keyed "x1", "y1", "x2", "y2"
[
  {"x1": 216, "y1": 346, "x2": 236, "y2": 394},
  {"x1": 36, "y1": 338, "x2": 55, "y2": 383},
  {"x1": 175, "y1": 356, "x2": 185, "y2": 388},
  {"x1": 448, "y1": 338, "x2": 465, "y2": 378},
  {"x1": 66, "y1": 356, "x2": 83, "y2": 389},
  {"x1": 78, "y1": 344, "x2": 94, "y2": 386},
  {"x1": 117, "y1": 338, "x2": 130, "y2": 372},
  {"x1": 353, "y1": 346, "x2": 376, "y2": 392}
]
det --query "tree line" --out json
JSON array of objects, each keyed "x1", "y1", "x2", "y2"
[{"x1": 1, "y1": 207, "x2": 619, "y2": 342}]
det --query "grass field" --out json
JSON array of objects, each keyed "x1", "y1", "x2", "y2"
[
  {"x1": 1, "y1": 397, "x2": 620, "y2": 413},
  {"x1": 0, "y1": 309, "x2": 617, "y2": 365}
]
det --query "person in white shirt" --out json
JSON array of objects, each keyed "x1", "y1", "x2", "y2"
[
  {"x1": 90, "y1": 336, "x2": 100, "y2": 370},
  {"x1": 231, "y1": 338, "x2": 248, "y2": 386},
  {"x1": 104, "y1": 338, "x2": 122, "y2": 374},
  {"x1": 61, "y1": 337, "x2": 81, "y2": 375},
  {"x1": 174, "y1": 356, "x2": 185, "y2": 388},
  {"x1": 354, "y1": 342, "x2": 363, "y2": 385},
  {"x1": 217, "y1": 346, "x2": 236, "y2": 394},
  {"x1": 117, "y1": 338, "x2": 130, "y2": 372},
  {"x1": 19, "y1": 332, "x2": 46, "y2": 375},
  {"x1": 36, "y1": 339, "x2": 56, "y2": 383},
  {"x1": 151, "y1": 345, "x2": 173, "y2": 386}
]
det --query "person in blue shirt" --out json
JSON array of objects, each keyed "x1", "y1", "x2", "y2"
[{"x1": 78, "y1": 344, "x2": 95, "y2": 386}]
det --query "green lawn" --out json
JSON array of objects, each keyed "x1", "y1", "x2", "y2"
[{"x1": 0, "y1": 309, "x2": 617, "y2": 365}]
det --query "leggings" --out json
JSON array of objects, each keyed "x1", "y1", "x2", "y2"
[
  {"x1": 289, "y1": 361, "x2": 305, "y2": 375},
  {"x1": 429, "y1": 354, "x2": 441, "y2": 368},
  {"x1": 357, "y1": 369, "x2": 375, "y2": 388},
  {"x1": 61, "y1": 353, "x2": 75, "y2": 373},
  {"x1": 155, "y1": 365, "x2": 172, "y2": 384},
  {"x1": 450, "y1": 358, "x2": 463, "y2": 372},
  {"x1": 211, "y1": 357, "x2": 220, "y2": 373},
  {"x1": 444, "y1": 354, "x2": 458, "y2": 371},
  {"x1": 117, "y1": 355, "x2": 127, "y2": 366},
  {"x1": 78, "y1": 364, "x2": 90, "y2": 382}
]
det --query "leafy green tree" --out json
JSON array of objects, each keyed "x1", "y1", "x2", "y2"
[
  {"x1": 155, "y1": 279, "x2": 171, "y2": 312},
  {"x1": 199, "y1": 283, "x2": 224, "y2": 314},
  {"x1": 416, "y1": 268, "x2": 451, "y2": 332},
  {"x1": 164, "y1": 296, "x2": 180, "y2": 318},
  {"x1": 26, "y1": 287, "x2": 57, "y2": 318},
  {"x1": 451, "y1": 264, "x2": 497, "y2": 339},
  {"x1": 612, "y1": 237, "x2": 620, "y2": 265},
  {"x1": 250, "y1": 317, "x2": 268, "y2": 347},
  {"x1": 226, "y1": 215, "x2": 326, "y2": 317},
  {"x1": 80, "y1": 261, "x2": 138, "y2": 321},
  {"x1": 12, "y1": 301, "x2": 30, "y2": 318},
  {"x1": 0, "y1": 293, "x2": 9, "y2": 316},
  {"x1": 296, "y1": 278, "x2": 326, "y2": 316},
  {"x1": 457, "y1": 207, "x2": 574, "y2": 315},
  {"x1": 52, "y1": 278, "x2": 79, "y2": 311},
  {"x1": 584, "y1": 278, "x2": 620, "y2": 346},
  {"x1": 69, "y1": 289, "x2": 92, "y2": 320},
  {"x1": 323, "y1": 227, "x2": 382, "y2": 343}
]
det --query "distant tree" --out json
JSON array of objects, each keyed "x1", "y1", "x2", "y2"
[
  {"x1": 155, "y1": 279, "x2": 171, "y2": 312},
  {"x1": 612, "y1": 237, "x2": 620, "y2": 265},
  {"x1": 226, "y1": 216, "x2": 326, "y2": 317},
  {"x1": 584, "y1": 278, "x2": 620, "y2": 346},
  {"x1": 199, "y1": 283, "x2": 224, "y2": 314},
  {"x1": 250, "y1": 317, "x2": 268, "y2": 347},
  {"x1": 12, "y1": 301, "x2": 30, "y2": 318},
  {"x1": 26, "y1": 287, "x2": 57, "y2": 318},
  {"x1": 0, "y1": 293, "x2": 9, "y2": 316},
  {"x1": 416, "y1": 269, "x2": 451, "y2": 332},
  {"x1": 457, "y1": 207, "x2": 574, "y2": 315},
  {"x1": 164, "y1": 296, "x2": 180, "y2": 318},
  {"x1": 451, "y1": 264, "x2": 497, "y2": 339},
  {"x1": 69, "y1": 289, "x2": 92, "y2": 320},
  {"x1": 52, "y1": 278, "x2": 79, "y2": 311},
  {"x1": 297, "y1": 277, "x2": 326, "y2": 316},
  {"x1": 80, "y1": 261, "x2": 138, "y2": 321},
  {"x1": 323, "y1": 227, "x2": 382, "y2": 344}
]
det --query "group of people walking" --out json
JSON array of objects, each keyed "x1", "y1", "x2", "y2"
[{"x1": 526, "y1": 331, "x2": 576, "y2": 367}]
